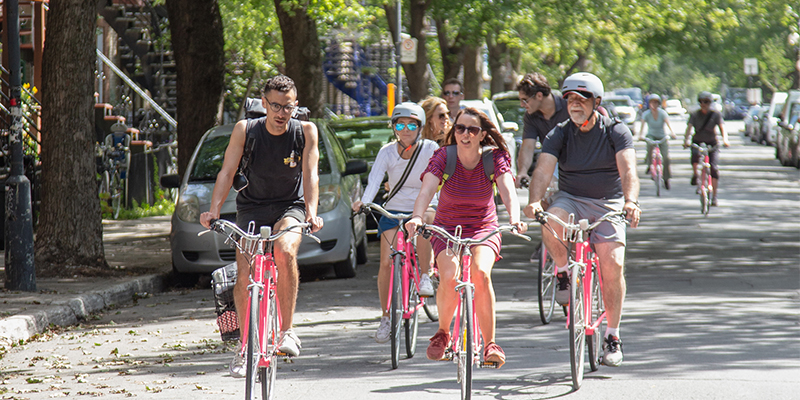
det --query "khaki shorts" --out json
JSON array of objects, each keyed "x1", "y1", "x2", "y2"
[{"x1": 548, "y1": 191, "x2": 626, "y2": 245}]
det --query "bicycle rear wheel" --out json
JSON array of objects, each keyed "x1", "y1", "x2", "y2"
[
  {"x1": 259, "y1": 292, "x2": 278, "y2": 400},
  {"x1": 245, "y1": 286, "x2": 261, "y2": 400},
  {"x1": 568, "y1": 265, "x2": 586, "y2": 390},
  {"x1": 458, "y1": 287, "x2": 474, "y2": 400},
  {"x1": 587, "y1": 266, "x2": 604, "y2": 372},
  {"x1": 390, "y1": 254, "x2": 403, "y2": 369},
  {"x1": 700, "y1": 170, "x2": 710, "y2": 216},
  {"x1": 110, "y1": 171, "x2": 123, "y2": 219},
  {"x1": 405, "y1": 259, "x2": 420, "y2": 358},
  {"x1": 423, "y1": 270, "x2": 439, "y2": 321},
  {"x1": 537, "y1": 245, "x2": 556, "y2": 324}
]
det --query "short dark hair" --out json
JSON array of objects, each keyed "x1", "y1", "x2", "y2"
[
  {"x1": 442, "y1": 78, "x2": 463, "y2": 92},
  {"x1": 516, "y1": 73, "x2": 552, "y2": 98},
  {"x1": 262, "y1": 75, "x2": 297, "y2": 97}
]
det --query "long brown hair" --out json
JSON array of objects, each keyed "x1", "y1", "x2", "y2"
[
  {"x1": 443, "y1": 107, "x2": 508, "y2": 154},
  {"x1": 419, "y1": 96, "x2": 448, "y2": 143}
]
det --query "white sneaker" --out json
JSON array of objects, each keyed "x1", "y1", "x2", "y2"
[
  {"x1": 375, "y1": 316, "x2": 391, "y2": 343},
  {"x1": 278, "y1": 329, "x2": 301, "y2": 357},
  {"x1": 229, "y1": 351, "x2": 246, "y2": 378},
  {"x1": 418, "y1": 274, "x2": 435, "y2": 297}
]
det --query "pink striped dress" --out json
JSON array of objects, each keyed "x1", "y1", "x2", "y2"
[{"x1": 421, "y1": 147, "x2": 512, "y2": 260}]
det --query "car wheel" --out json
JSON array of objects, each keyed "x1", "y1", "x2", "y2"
[
  {"x1": 333, "y1": 233, "x2": 357, "y2": 279},
  {"x1": 170, "y1": 262, "x2": 199, "y2": 288}
]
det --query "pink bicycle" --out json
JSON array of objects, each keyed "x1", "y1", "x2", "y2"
[
  {"x1": 691, "y1": 143, "x2": 716, "y2": 216},
  {"x1": 206, "y1": 219, "x2": 318, "y2": 400},
  {"x1": 535, "y1": 210, "x2": 627, "y2": 390},
  {"x1": 644, "y1": 137, "x2": 668, "y2": 197}
]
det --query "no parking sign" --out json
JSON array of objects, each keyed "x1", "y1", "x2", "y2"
[{"x1": 400, "y1": 37, "x2": 417, "y2": 64}]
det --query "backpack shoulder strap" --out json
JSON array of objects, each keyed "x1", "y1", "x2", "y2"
[
  {"x1": 482, "y1": 147, "x2": 495, "y2": 182},
  {"x1": 239, "y1": 118, "x2": 259, "y2": 173},
  {"x1": 438, "y1": 145, "x2": 458, "y2": 191}
]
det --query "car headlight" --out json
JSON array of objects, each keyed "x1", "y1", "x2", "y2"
[
  {"x1": 176, "y1": 193, "x2": 200, "y2": 223},
  {"x1": 318, "y1": 184, "x2": 341, "y2": 214}
]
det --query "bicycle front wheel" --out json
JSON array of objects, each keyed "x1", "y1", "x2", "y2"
[
  {"x1": 259, "y1": 292, "x2": 278, "y2": 400},
  {"x1": 245, "y1": 286, "x2": 261, "y2": 400},
  {"x1": 568, "y1": 265, "x2": 586, "y2": 390},
  {"x1": 110, "y1": 171, "x2": 123, "y2": 219},
  {"x1": 405, "y1": 259, "x2": 420, "y2": 358},
  {"x1": 390, "y1": 254, "x2": 403, "y2": 369},
  {"x1": 537, "y1": 245, "x2": 557, "y2": 324},
  {"x1": 587, "y1": 266, "x2": 604, "y2": 372},
  {"x1": 458, "y1": 287, "x2": 474, "y2": 400},
  {"x1": 423, "y1": 271, "x2": 439, "y2": 322},
  {"x1": 655, "y1": 167, "x2": 662, "y2": 197}
]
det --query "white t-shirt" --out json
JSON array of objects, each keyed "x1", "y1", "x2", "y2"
[{"x1": 361, "y1": 139, "x2": 439, "y2": 212}]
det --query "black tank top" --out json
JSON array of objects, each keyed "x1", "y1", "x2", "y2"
[{"x1": 236, "y1": 117, "x2": 305, "y2": 211}]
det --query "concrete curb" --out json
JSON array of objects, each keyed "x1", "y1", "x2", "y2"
[{"x1": 0, "y1": 273, "x2": 168, "y2": 345}]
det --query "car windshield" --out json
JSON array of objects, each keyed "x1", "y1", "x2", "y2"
[
  {"x1": 607, "y1": 99, "x2": 632, "y2": 107},
  {"x1": 495, "y1": 99, "x2": 526, "y2": 127},
  {"x1": 332, "y1": 123, "x2": 393, "y2": 161},
  {"x1": 613, "y1": 88, "x2": 642, "y2": 103}
]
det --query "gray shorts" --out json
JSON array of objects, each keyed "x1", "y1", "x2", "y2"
[{"x1": 548, "y1": 191, "x2": 626, "y2": 245}]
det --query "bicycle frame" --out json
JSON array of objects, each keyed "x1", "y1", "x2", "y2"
[
  {"x1": 565, "y1": 236, "x2": 604, "y2": 338},
  {"x1": 239, "y1": 245, "x2": 281, "y2": 368},
  {"x1": 386, "y1": 228, "x2": 425, "y2": 320}
]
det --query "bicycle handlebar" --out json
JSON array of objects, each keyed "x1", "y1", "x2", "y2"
[
  {"x1": 690, "y1": 143, "x2": 719, "y2": 153},
  {"x1": 204, "y1": 218, "x2": 320, "y2": 245},
  {"x1": 534, "y1": 210, "x2": 627, "y2": 233},
  {"x1": 643, "y1": 137, "x2": 669, "y2": 145},
  {"x1": 357, "y1": 202, "x2": 411, "y2": 220},
  {"x1": 418, "y1": 223, "x2": 531, "y2": 246}
]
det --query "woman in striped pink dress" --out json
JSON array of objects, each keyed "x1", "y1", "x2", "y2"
[{"x1": 404, "y1": 107, "x2": 526, "y2": 368}]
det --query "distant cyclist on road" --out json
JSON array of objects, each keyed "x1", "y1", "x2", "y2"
[
  {"x1": 637, "y1": 94, "x2": 676, "y2": 189},
  {"x1": 200, "y1": 75, "x2": 324, "y2": 377},
  {"x1": 515, "y1": 72, "x2": 570, "y2": 188},
  {"x1": 523, "y1": 72, "x2": 640, "y2": 367},
  {"x1": 684, "y1": 91, "x2": 730, "y2": 206}
]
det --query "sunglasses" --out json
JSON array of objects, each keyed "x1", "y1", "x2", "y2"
[
  {"x1": 394, "y1": 123, "x2": 418, "y2": 131},
  {"x1": 267, "y1": 101, "x2": 296, "y2": 114},
  {"x1": 437, "y1": 113, "x2": 448, "y2": 121},
  {"x1": 699, "y1": 99, "x2": 711, "y2": 104},
  {"x1": 443, "y1": 90, "x2": 462, "y2": 97},
  {"x1": 454, "y1": 124, "x2": 482, "y2": 136}
]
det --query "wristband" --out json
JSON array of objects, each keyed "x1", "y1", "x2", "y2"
[
  {"x1": 411, "y1": 215, "x2": 423, "y2": 220},
  {"x1": 625, "y1": 199, "x2": 640, "y2": 208}
]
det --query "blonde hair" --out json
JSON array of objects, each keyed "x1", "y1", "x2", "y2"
[{"x1": 419, "y1": 96, "x2": 448, "y2": 143}]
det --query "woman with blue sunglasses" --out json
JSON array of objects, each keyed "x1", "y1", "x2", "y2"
[{"x1": 352, "y1": 102, "x2": 440, "y2": 343}]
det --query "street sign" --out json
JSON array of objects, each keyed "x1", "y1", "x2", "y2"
[
  {"x1": 400, "y1": 37, "x2": 417, "y2": 64},
  {"x1": 744, "y1": 58, "x2": 758, "y2": 76}
]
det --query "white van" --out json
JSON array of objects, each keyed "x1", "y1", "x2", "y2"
[{"x1": 758, "y1": 92, "x2": 788, "y2": 145}]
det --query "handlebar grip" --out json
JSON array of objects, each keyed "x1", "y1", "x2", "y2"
[
  {"x1": 519, "y1": 176, "x2": 530, "y2": 188},
  {"x1": 534, "y1": 211, "x2": 547, "y2": 225}
]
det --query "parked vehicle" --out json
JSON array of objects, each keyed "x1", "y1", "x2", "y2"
[
  {"x1": 491, "y1": 91, "x2": 526, "y2": 129},
  {"x1": 665, "y1": 99, "x2": 687, "y2": 117},
  {"x1": 723, "y1": 88, "x2": 749, "y2": 120},
  {"x1": 757, "y1": 92, "x2": 788, "y2": 145},
  {"x1": 775, "y1": 90, "x2": 800, "y2": 168},
  {"x1": 710, "y1": 93, "x2": 724, "y2": 114},
  {"x1": 604, "y1": 95, "x2": 638, "y2": 125},
  {"x1": 162, "y1": 114, "x2": 369, "y2": 279},
  {"x1": 743, "y1": 105, "x2": 764, "y2": 140},
  {"x1": 460, "y1": 98, "x2": 519, "y2": 174}
]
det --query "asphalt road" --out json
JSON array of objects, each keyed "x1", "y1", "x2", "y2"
[{"x1": 1, "y1": 119, "x2": 798, "y2": 399}]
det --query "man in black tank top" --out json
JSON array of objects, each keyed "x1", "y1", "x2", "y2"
[{"x1": 200, "y1": 75, "x2": 323, "y2": 374}]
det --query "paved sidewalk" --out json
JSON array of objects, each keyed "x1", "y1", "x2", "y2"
[{"x1": 0, "y1": 216, "x2": 172, "y2": 346}]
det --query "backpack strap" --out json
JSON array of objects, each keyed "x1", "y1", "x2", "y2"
[
  {"x1": 238, "y1": 118, "x2": 259, "y2": 175},
  {"x1": 482, "y1": 147, "x2": 495, "y2": 182}
]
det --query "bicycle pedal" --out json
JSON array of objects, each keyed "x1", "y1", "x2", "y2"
[
  {"x1": 480, "y1": 361, "x2": 500, "y2": 369},
  {"x1": 276, "y1": 351, "x2": 293, "y2": 357}
]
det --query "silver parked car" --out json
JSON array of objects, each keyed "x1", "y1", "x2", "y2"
[{"x1": 161, "y1": 117, "x2": 369, "y2": 279}]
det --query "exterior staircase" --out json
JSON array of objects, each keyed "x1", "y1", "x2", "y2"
[{"x1": 323, "y1": 39, "x2": 392, "y2": 117}]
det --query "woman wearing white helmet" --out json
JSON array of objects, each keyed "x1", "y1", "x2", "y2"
[{"x1": 351, "y1": 102, "x2": 439, "y2": 344}]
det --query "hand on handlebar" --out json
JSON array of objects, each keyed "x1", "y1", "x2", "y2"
[
  {"x1": 516, "y1": 173, "x2": 530, "y2": 188},
  {"x1": 306, "y1": 215, "x2": 324, "y2": 233},
  {"x1": 200, "y1": 211, "x2": 219, "y2": 229},
  {"x1": 351, "y1": 200, "x2": 363, "y2": 213},
  {"x1": 403, "y1": 216, "x2": 423, "y2": 242},
  {"x1": 523, "y1": 201, "x2": 544, "y2": 221},
  {"x1": 623, "y1": 202, "x2": 640, "y2": 228}
]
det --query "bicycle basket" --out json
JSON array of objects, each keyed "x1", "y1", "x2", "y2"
[{"x1": 211, "y1": 262, "x2": 239, "y2": 341}]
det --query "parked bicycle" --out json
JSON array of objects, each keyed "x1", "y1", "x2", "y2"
[
  {"x1": 534, "y1": 210, "x2": 627, "y2": 390},
  {"x1": 358, "y1": 202, "x2": 432, "y2": 369},
  {"x1": 416, "y1": 223, "x2": 529, "y2": 400},
  {"x1": 203, "y1": 218, "x2": 319, "y2": 400},
  {"x1": 97, "y1": 132, "x2": 130, "y2": 219},
  {"x1": 691, "y1": 143, "x2": 717, "y2": 216},
  {"x1": 644, "y1": 137, "x2": 668, "y2": 197}
]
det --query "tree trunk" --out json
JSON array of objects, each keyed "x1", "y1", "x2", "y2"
[
  {"x1": 435, "y1": 17, "x2": 463, "y2": 86},
  {"x1": 35, "y1": 0, "x2": 106, "y2": 274},
  {"x1": 462, "y1": 43, "x2": 482, "y2": 100},
  {"x1": 164, "y1": 0, "x2": 225, "y2": 177},
  {"x1": 486, "y1": 31, "x2": 512, "y2": 95},
  {"x1": 385, "y1": 0, "x2": 430, "y2": 102},
  {"x1": 274, "y1": 0, "x2": 324, "y2": 117}
]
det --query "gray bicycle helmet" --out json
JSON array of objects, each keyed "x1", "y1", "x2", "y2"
[
  {"x1": 561, "y1": 72, "x2": 604, "y2": 99},
  {"x1": 697, "y1": 91, "x2": 713, "y2": 101},
  {"x1": 648, "y1": 94, "x2": 661, "y2": 104},
  {"x1": 391, "y1": 102, "x2": 426, "y2": 128}
]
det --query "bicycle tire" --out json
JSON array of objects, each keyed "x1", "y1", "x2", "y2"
[
  {"x1": 423, "y1": 271, "x2": 439, "y2": 322},
  {"x1": 587, "y1": 265, "x2": 604, "y2": 372},
  {"x1": 537, "y1": 245, "x2": 556, "y2": 324},
  {"x1": 110, "y1": 171, "x2": 123, "y2": 219},
  {"x1": 260, "y1": 292, "x2": 278, "y2": 400},
  {"x1": 459, "y1": 287, "x2": 474, "y2": 400},
  {"x1": 405, "y1": 258, "x2": 420, "y2": 358},
  {"x1": 98, "y1": 170, "x2": 111, "y2": 202},
  {"x1": 655, "y1": 168, "x2": 662, "y2": 197},
  {"x1": 390, "y1": 254, "x2": 403, "y2": 369},
  {"x1": 245, "y1": 286, "x2": 261, "y2": 400},
  {"x1": 568, "y1": 265, "x2": 586, "y2": 390}
]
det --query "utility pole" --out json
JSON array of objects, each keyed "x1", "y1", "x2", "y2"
[
  {"x1": 4, "y1": 0, "x2": 36, "y2": 291},
  {"x1": 394, "y1": 0, "x2": 402, "y2": 105}
]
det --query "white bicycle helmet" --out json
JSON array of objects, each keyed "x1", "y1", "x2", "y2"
[
  {"x1": 391, "y1": 102, "x2": 426, "y2": 128},
  {"x1": 561, "y1": 72, "x2": 604, "y2": 99}
]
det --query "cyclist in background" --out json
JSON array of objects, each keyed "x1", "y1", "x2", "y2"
[
  {"x1": 420, "y1": 96, "x2": 451, "y2": 146},
  {"x1": 200, "y1": 75, "x2": 324, "y2": 377},
  {"x1": 684, "y1": 91, "x2": 730, "y2": 206},
  {"x1": 405, "y1": 107, "x2": 526, "y2": 368},
  {"x1": 441, "y1": 78, "x2": 465, "y2": 122},
  {"x1": 523, "y1": 72, "x2": 640, "y2": 367},
  {"x1": 351, "y1": 102, "x2": 438, "y2": 344},
  {"x1": 637, "y1": 94, "x2": 677, "y2": 189}
]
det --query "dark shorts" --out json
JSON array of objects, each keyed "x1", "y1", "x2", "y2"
[
  {"x1": 690, "y1": 142, "x2": 720, "y2": 179},
  {"x1": 377, "y1": 210, "x2": 408, "y2": 237},
  {"x1": 236, "y1": 201, "x2": 306, "y2": 232}
]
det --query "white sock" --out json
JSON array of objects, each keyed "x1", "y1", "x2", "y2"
[
  {"x1": 556, "y1": 264, "x2": 569, "y2": 273},
  {"x1": 605, "y1": 327, "x2": 619, "y2": 339}
]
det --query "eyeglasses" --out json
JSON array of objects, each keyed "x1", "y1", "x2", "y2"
[
  {"x1": 437, "y1": 113, "x2": 448, "y2": 121},
  {"x1": 394, "y1": 123, "x2": 418, "y2": 131},
  {"x1": 454, "y1": 124, "x2": 482, "y2": 136},
  {"x1": 443, "y1": 90, "x2": 462, "y2": 97},
  {"x1": 520, "y1": 97, "x2": 531, "y2": 105},
  {"x1": 699, "y1": 99, "x2": 711, "y2": 104},
  {"x1": 268, "y1": 101, "x2": 296, "y2": 114}
]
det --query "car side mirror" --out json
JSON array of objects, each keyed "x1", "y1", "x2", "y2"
[
  {"x1": 343, "y1": 159, "x2": 368, "y2": 176},
  {"x1": 160, "y1": 173, "x2": 181, "y2": 188},
  {"x1": 502, "y1": 121, "x2": 519, "y2": 133}
]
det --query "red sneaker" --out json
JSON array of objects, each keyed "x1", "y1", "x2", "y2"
[
  {"x1": 426, "y1": 330, "x2": 450, "y2": 360},
  {"x1": 484, "y1": 342, "x2": 506, "y2": 368}
]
